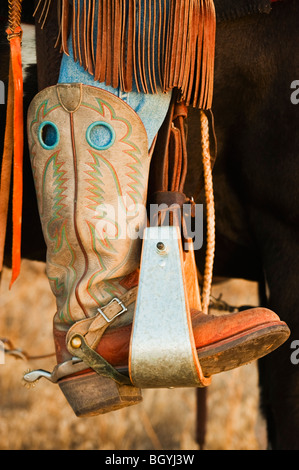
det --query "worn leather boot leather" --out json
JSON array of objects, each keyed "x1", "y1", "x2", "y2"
[
  {"x1": 27, "y1": 83, "x2": 150, "y2": 415},
  {"x1": 27, "y1": 83, "x2": 290, "y2": 418},
  {"x1": 70, "y1": 305, "x2": 290, "y2": 376}
]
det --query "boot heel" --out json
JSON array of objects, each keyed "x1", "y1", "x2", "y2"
[{"x1": 58, "y1": 370, "x2": 142, "y2": 418}]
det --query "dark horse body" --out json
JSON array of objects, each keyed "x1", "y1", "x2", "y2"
[{"x1": 0, "y1": 0, "x2": 298, "y2": 450}]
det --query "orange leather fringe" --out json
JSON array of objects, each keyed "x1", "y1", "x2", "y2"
[
  {"x1": 35, "y1": 0, "x2": 216, "y2": 109},
  {"x1": 0, "y1": 2, "x2": 23, "y2": 287}
]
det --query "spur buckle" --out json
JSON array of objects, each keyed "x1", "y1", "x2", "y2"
[{"x1": 97, "y1": 297, "x2": 128, "y2": 323}]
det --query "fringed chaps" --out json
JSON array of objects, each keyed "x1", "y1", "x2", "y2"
[{"x1": 34, "y1": 0, "x2": 216, "y2": 109}]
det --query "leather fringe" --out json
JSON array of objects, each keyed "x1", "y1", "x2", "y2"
[
  {"x1": 34, "y1": 0, "x2": 216, "y2": 109},
  {"x1": 0, "y1": 0, "x2": 23, "y2": 287}
]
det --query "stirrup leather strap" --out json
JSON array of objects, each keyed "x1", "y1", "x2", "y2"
[{"x1": 0, "y1": 0, "x2": 23, "y2": 286}]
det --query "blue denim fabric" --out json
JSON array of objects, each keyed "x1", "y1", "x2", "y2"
[{"x1": 58, "y1": 0, "x2": 172, "y2": 148}]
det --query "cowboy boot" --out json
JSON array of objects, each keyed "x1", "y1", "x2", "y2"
[
  {"x1": 27, "y1": 83, "x2": 150, "y2": 415},
  {"x1": 26, "y1": 83, "x2": 290, "y2": 417}
]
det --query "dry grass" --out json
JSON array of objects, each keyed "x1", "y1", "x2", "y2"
[{"x1": 0, "y1": 260, "x2": 267, "y2": 450}]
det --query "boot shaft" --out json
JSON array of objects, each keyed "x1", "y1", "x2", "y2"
[{"x1": 27, "y1": 84, "x2": 149, "y2": 324}]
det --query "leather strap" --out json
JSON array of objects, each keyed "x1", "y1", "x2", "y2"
[
  {"x1": 0, "y1": 60, "x2": 14, "y2": 272},
  {"x1": 88, "y1": 287, "x2": 137, "y2": 333},
  {"x1": 66, "y1": 286, "x2": 138, "y2": 353},
  {"x1": 8, "y1": 26, "x2": 23, "y2": 288},
  {"x1": 149, "y1": 94, "x2": 194, "y2": 235},
  {"x1": 0, "y1": 2, "x2": 23, "y2": 287}
]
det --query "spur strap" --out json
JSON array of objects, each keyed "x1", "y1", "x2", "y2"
[{"x1": 66, "y1": 286, "x2": 138, "y2": 353}]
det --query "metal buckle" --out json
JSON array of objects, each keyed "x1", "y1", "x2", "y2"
[{"x1": 97, "y1": 297, "x2": 128, "y2": 323}]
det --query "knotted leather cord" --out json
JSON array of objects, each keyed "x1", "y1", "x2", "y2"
[
  {"x1": 200, "y1": 110, "x2": 215, "y2": 314},
  {"x1": 165, "y1": 107, "x2": 215, "y2": 314},
  {"x1": 0, "y1": 0, "x2": 23, "y2": 287}
]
